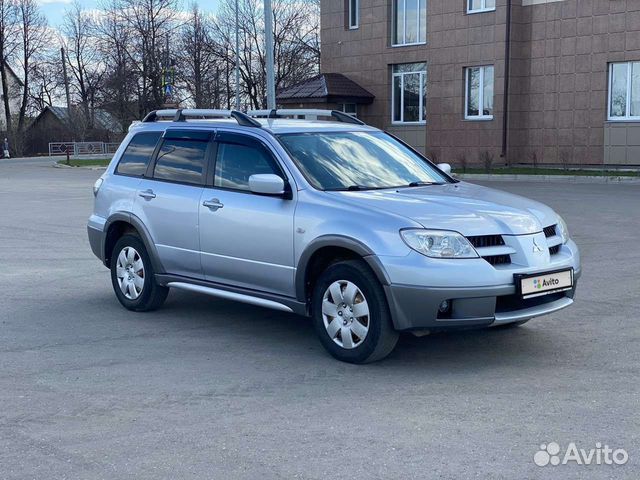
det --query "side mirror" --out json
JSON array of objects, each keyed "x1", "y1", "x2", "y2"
[
  {"x1": 249, "y1": 174, "x2": 285, "y2": 196},
  {"x1": 437, "y1": 163, "x2": 452, "y2": 175}
]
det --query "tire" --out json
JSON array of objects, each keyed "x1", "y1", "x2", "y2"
[
  {"x1": 311, "y1": 260, "x2": 399, "y2": 364},
  {"x1": 110, "y1": 234, "x2": 169, "y2": 312}
]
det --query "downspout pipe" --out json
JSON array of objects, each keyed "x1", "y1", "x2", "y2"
[{"x1": 501, "y1": 0, "x2": 512, "y2": 162}]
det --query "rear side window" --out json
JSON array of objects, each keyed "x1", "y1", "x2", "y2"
[
  {"x1": 214, "y1": 141, "x2": 281, "y2": 191},
  {"x1": 115, "y1": 132, "x2": 161, "y2": 176},
  {"x1": 153, "y1": 139, "x2": 208, "y2": 185}
]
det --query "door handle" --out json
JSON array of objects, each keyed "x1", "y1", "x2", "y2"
[
  {"x1": 203, "y1": 198, "x2": 224, "y2": 211},
  {"x1": 138, "y1": 189, "x2": 156, "y2": 200}
]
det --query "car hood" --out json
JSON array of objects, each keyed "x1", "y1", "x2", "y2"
[{"x1": 327, "y1": 182, "x2": 557, "y2": 236}]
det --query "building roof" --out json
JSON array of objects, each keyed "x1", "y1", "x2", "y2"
[
  {"x1": 36, "y1": 106, "x2": 121, "y2": 132},
  {"x1": 276, "y1": 73, "x2": 375, "y2": 105},
  {"x1": 2, "y1": 61, "x2": 23, "y2": 87}
]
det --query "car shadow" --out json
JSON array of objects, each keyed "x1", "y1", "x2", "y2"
[{"x1": 147, "y1": 289, "x2": 559, "y2": 374}]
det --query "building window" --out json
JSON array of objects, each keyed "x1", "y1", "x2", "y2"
[
  {"x1": 467, "y1": 0, "x2": 495, "y2": 14},
  {"x1": 392, "y1": 0, "x2": 427, "y2": 46},
  {"x1": 340, "y1": 103, "x2": 358, "y2": 117},
  {"x1": 608, "y1": 62, "x2": 640, "y2": 121},
  {"x1": 392, "y1": 63, "x2": 427, "y2": 124},
  {"x1": 465, "y1": 65, "x2": 494, "y2": 120},
  {"x1": 348, "y1": 0, "x2": 359, "y2": 29}
]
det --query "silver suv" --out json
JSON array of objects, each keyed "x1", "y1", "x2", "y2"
[{"x1": 88, "y1": 109, "x2": 580, "y2": 363}]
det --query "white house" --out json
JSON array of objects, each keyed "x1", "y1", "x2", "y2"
[{"x1": 0, "y1": 62, "x2": 22, "y2": 131}]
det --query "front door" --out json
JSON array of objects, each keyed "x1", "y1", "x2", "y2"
[
  {"x1": 132, "y1": 129, "x2": 212, "y2": 279},
  {"x1": 199, "y1": 132, "x2": 296, "y2": 297}
]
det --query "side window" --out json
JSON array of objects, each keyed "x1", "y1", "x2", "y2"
[
  {"x1": 214, "y1": 140, "x2": 282, "y2": 192},
  {"x1": 115, "y1": 132, "x2": 161, "y2": 176},
  {"x1": 153, "y1": 138, "x2": 208, "y2": 185}
]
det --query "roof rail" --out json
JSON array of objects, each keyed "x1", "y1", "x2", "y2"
[
  {"x1": 247, "y1": 109, "x2": 366, "y2": 126},
  {"x1": 141, "y1": 109, "x2": 261, "y2": 128}
]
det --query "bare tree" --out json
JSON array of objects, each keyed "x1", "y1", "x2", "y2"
[
  {"x1": 15, "y1": 0, "x2": 49, "y2": 135},
  {"x1": 61, "y1": 1, "x2": 104, "y2": 129},
  {"x1": 96, "y1": 0, "x2": 137, "y2": 132},
  {"x1": 29, "y1": 53, "x2": 62, "y2": 112},
  {"x1": 213, "y1": 0, "x2": 320, "y2": 109},
  {"x1": 178, "y1": 3, "x2": 221, "y2": 108},
  {"x1": 116, "y1": 0, "x2": 181, "y2": 114},
  {"x1": 0, "y1": 0, "x2": 18, "y2": 132},
  {"x1": 2, "y1": 0, "x2": 321, "y2": 150}
]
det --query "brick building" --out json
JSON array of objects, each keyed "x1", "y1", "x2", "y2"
[{"x1": 284, "y1": 0, "x2": 640, "y2": 166}]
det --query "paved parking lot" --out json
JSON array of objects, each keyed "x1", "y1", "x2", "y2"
[{"x1": 1, "y1": 159, "x2": 638, "y2": 479}]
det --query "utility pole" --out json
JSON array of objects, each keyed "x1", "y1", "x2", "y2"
[
  {"x1": 234, "y1": 0, "x2": 241, "y2": 110},
  {"x1": 60, "y1": 47, "x2": 71, "y2": 110},
  {"x1": 264, "y1": 0, "x2": 275, "y2": 109}
]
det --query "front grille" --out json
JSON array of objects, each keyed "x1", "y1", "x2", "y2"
[
  {"x1": 467, "y1": 234, "x2": 505, "y2": 248},
  {"x1": 544, "y1": 225, "x2": 557, "y2": 238},
  {"x1": 467, "y1": 234, "x2": 511, "y2": 266},
  {"x1": 549, "y1": 245, "x2": 561, "y2": 255},
  {"x1": 483, "y1": 254, "x2": 511, "y2": 266}
]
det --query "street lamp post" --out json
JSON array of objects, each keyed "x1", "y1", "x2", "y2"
[
  {"x1": 264, "y1": 0, "x2": 275, "y2": 109},
  {"x1": 235, "y1": 0, "x2": 241, "y2": 111}
]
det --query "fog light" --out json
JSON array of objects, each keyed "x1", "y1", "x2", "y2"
[{"x1": 438, "y1": 300, "x2": 450, "y2": 313}]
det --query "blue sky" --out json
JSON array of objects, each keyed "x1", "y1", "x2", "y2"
[{"x1": 39, "y1": 0, "x2": 219, "y2": 26}]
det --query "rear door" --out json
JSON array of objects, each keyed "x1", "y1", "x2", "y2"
[
  {"x1": 132, "y1": 129, "x2": 213, "y2": 279},
  {"x1": 199, "y1": 132, "x2": 296, "y2": 296}
]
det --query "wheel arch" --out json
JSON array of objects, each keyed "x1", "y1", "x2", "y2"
[
  {"x1": 103, "y1": 213, "x2": 165, "y2": 274},
  {"x1": 295, "y1": 235, "x2": 391, "y2": 306}
]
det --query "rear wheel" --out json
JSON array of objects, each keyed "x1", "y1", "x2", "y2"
[
  {"x1": 312, "y1": 260, "x2": 399, "y2": 363},
  {"x1": 110, "y1": 234, "x2": 168, "y2": 311}
]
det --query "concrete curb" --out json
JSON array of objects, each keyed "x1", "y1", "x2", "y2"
[
  {"x1": 52, "y1": 163, "x2": 107, "y2": 171},
  {"x1": 457, "y1": 173, "x2": 640, "y2": 184}
]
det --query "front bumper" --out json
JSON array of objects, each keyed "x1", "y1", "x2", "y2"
[
  {"x1": 379, "y1": 240, "x2": 581, "y2": 331},
  {"x1": 385, "y1": 278, "x2": 578, "y2": 331}
]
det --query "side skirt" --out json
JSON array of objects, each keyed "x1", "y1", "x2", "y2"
[{"x1": 155, "y1": 274, "x2": 308, "y2": 316}]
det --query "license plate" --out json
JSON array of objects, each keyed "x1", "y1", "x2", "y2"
[{"x1": 516, "y1": 268, "x2": 574, "y2": 299}]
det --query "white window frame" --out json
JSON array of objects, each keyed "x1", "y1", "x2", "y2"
[
  {"x1": 391, "y1": 64, "x2": 427, "y2": 125},
  {"x1": 608, "y1": 62, "x2": 640, "y2": 121},
  {"x1": 340, "y1": 103, "x2": 358, "y2": 117},
  {"x1": 348, "y1": 0, "x2": 359, "y2": 29},
  {"x1": 467, "y1": 0, "x2": 495, "y2": 14},
  {"x1": 464, "y1": 66, "x2": 494, "y2": 121},
  {"x1": 391, "y1": 0, "x2": 427, "y2": 47}
]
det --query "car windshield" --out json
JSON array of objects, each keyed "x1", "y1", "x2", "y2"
[{"x1": 277, "y1": 131, "x2": 451, "y2": 191}]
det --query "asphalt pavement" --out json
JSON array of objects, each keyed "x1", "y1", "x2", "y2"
[{"x1": 0, "y1": 159, "x2": 638, "y2": 479}]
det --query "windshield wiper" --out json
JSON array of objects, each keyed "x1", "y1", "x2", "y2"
[
  {"x1": 326, "y1": 185, "x2": 389, "y2": 192},
  {"x1": 407, "y1": 181, "x2": 439, "y2": 187}
]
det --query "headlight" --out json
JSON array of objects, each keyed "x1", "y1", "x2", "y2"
[
  {"x1": 400, "y1": 229, "x2": 479, "y2": 258},
  {"x1": 93, "y1": 177, "x2": 104, "y2": 197},
  {"x1": 556, "y1": 215, "x2": 569, "y2": 244}
]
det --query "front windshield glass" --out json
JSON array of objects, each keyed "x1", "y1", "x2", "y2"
[{"x1": 277, "y1": 131, "x2": 451, "y2": 191}]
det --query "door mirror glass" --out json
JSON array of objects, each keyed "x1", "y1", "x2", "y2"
[
  {"x1": 249, "y1": 174, "x2": 285, "y2": 195},
  {"x1": 437, "y1": 163, "x2": 452, "y2": 175}
]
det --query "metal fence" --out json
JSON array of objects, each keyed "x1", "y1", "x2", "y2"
[{"x1": 48, "y1": 141, "x2": 121, "y2": 156}]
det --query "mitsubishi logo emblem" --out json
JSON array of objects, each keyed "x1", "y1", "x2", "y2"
[{"x1": 533, "y1": 238, "x2": 544, "y2": 253}]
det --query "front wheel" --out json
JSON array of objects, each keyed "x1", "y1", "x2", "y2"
[
  {"x1": 110, "y1": 234, "x2": 168, "y2": 312},
  {"x1": 312, "y1": 260, "x2": 399, "y2": 363}
]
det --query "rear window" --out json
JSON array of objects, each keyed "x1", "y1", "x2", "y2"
[
  {"x1": 115, "y1": 132, "x2": 161, "y2": 176},
  {"x1": 153, "y1": 139, "x2": 208, "y2": 185}
]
